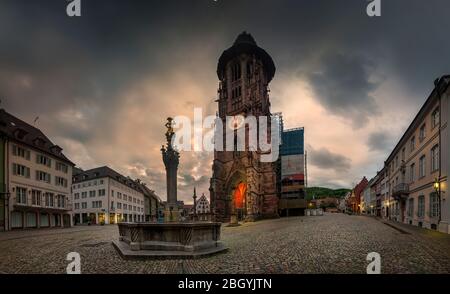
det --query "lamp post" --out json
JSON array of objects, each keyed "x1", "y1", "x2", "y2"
[{"x1": 434, "y1": 178, "x2": 441, "y2": 222}]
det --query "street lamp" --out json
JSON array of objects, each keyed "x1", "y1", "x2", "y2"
[
  {"x1": 434, "y1": 178, "x2": 440, "y2": 193},
  {"x1": 434, "y1": 178, "x2": 441, "y2": 222}
]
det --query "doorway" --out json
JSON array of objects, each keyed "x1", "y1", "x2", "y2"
[
  {"x1": 63, "y1": 214, "x2": 71, "y2": 227},
  {"x1": 233, "y1": 182, "x2": 247, "y2": 221},
  {"x1": 110, "y1": 213, "x2": 116, "y2": 224}
]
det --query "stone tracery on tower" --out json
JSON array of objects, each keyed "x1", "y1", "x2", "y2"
[{"x1": 210, "y1": 32, "x2": 279, "y2": 223}]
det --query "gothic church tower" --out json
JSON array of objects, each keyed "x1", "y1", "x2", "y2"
[{"x1": 210, "y1": 32, "x2": 278, "y2": 223}]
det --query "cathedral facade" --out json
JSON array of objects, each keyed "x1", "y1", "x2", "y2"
[{"x1": 210, "y1": 32, "x2": 279, "y2": 223}]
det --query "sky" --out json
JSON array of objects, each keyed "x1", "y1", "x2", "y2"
[{"x1": 1, "y1": 0, "x2": 450, "y2": 203}]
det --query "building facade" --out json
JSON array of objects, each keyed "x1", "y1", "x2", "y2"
[
  {"x1": 0, "y1": 136, "x2": 6, "y2": 231},
  {"x1": 374, "y1": 168, "x2": 386, "y2": 217},
  {"x1": 210, "y1": 32, "x2": 278, "y2": 223},
  {"x1": 369, "y1": 177, "x2": 377, "y2": 215},
  {"x1": 361, "y1": 185, "x2": 370, "y2": 214},
  {"x1": 194, "y1": 193, "x2": 211, "y2": 221},
  {"x1": 278, "y1": 128, "x2": 307, "y2": 217},
  {"x1": 72, "y1": 166, "x2": 145, "y2": 225},
  {"x1": 0, "y1": 109, "x2": 74, "y2": 231},
  {"x1": 381, "y1": 76, "x2": 450, "y2": 233},
  {"x1": 348, "y1": 177, "x2": 368, "y2": 214},
  {"x1": 139, "y1": 181, "x2": 161, "y2": 222}
]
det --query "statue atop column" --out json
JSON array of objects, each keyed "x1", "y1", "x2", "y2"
[{"x1": 161, "y1": 117, "x2": 180, "y2": 222}]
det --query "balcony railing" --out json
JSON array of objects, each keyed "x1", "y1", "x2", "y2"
[{"x1": 392, "y1": 183, "x2": 409, "y2": 199}]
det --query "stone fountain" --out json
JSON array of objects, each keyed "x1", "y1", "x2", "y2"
[{"x1": 113, "y1": 118, "x2": 227, "y2": 259}]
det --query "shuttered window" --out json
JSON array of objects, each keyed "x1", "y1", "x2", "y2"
[
  {"x1": 12, "y1": 163, "x2": 30, "y2": 178},
  {"x1": 36, "y1": 171, "x2": 51, "y2": 183},
  {"x1": 12, "y1": 145, "x2": 30, "y2": 160},
  {"x1": 36, "y1": 154, "x2": 52, "y2": 167}
]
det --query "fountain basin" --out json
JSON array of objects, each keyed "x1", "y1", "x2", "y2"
[{"x1": 113, "y1": 222, "x2": 227, "y2": 259}]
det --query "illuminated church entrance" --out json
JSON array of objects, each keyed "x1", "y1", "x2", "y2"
[{"x1": 233, "y1": 182, "x2": 247, "y2": 221}]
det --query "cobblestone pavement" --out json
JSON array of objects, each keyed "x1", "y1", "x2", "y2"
[{"x1": 1, "y1": 213, "x2": 450, "y2": 274}]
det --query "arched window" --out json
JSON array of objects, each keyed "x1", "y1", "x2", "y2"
[{"x1": 232, "y1": 62, "x2": 241, "y2": 82}]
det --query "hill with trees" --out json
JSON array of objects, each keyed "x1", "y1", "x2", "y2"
[{"x1": 305, "y1": 187, "x2": 351, "y2": 200}]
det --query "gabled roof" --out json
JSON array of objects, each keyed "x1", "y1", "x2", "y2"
[
  {"x1": 73, "y1": 166, "x2": 143, "y2": 194},
  {"x1": 137, "y1": 181, "x2": 162, "y2": 203},
  {"x1": 0, "y1": 109, "x2": 74, "y2": 165},
  {"x1": 197, "y1": 193, "x2": 210, "y2": 204}
]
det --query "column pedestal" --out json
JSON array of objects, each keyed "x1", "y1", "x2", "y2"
[{"x1": 228, "y1": 214, "x2": 240, "y2": 227}]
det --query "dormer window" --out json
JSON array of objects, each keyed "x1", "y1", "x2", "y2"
[
  {"x1": 33, "y1": 137, "x2": 46, "y2": 147},
  {"x1": 50, "y1": 145, "x2": 63, "y2": 154},
  {"x1": 13, "y1": 128, "x2": 28, "y2": 140}
]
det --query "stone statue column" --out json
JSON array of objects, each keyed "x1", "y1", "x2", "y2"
[{"x1": 161, "y1": 117, "x2": 180, "y2": 222}]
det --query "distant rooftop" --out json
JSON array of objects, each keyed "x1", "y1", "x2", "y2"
[{"x1": 73, "y1": 166, "x2": 146, "y2": 195}]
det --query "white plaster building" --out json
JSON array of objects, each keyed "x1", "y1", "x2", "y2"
[
  {"x1": 379, "y1": 76, "x2": 450, "y2": 233},
  {"x1": 72, "y1": 166, "x2": 145, "y2": 225},
  {"x1": 0, "y1": 109, "x2": 74, "y2": 231},
  {"x1": 379, "y1": 169, "x2": 389, "y2": 218}
]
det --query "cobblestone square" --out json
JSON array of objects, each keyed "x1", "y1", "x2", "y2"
[{"x1": 1, "y1": 214, "x2": 450, "y2": 274}]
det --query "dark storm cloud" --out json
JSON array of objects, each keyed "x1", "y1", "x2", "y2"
[
  {"x1": 367, "y1": 131, "x2": 395, "y2": 152},
  {"x1": 308, "y1": 52, "x2": 379, "y2": 126},
  {"x1": 309, "y1": 147, "x2": 352, "y2": 172}
]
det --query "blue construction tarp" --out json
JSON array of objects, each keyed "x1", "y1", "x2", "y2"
[{"x1": 280, "y1": 128, "x2": 304, "y2": 156}]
